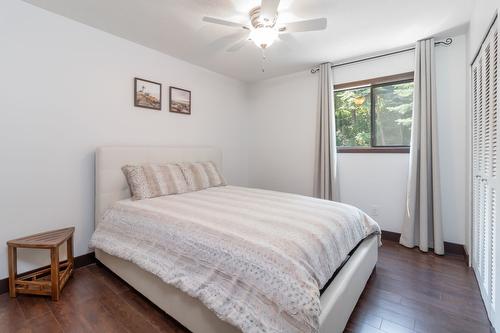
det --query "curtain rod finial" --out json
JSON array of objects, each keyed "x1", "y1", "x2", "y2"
[{"x1": 435, "y1": 37, "x2": 453, "y2": 46}]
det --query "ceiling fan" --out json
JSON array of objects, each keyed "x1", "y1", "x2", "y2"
[{"x1": 202, "y1": 0, "x2": 327, "y2": 52}]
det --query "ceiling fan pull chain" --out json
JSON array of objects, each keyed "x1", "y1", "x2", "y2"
[{"x1": 262, "y1": 48, "x2": 266, "y2": 72}]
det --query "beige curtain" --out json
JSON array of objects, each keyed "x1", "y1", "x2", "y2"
[
  {"x1": 400, "y1": 38, "x2": 444, "y2": 254},
  {"x1": 313, "y1": 63, "x2": 339, "y2": 201}
]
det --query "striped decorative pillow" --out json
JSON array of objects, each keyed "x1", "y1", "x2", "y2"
[
  {"x1": 122, "y1": 163, "x2": 189, "y2": 200},
  {"x1": 178, "y1": 161, "x2": 226, "y2": 191}
]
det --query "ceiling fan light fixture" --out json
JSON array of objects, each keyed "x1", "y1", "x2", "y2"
[{"x1": 249, "y1": 27, "x2": 278, "y2": 49}]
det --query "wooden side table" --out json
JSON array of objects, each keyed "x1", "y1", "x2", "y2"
[{"x1": 7, "y1": 227, "x2": 75, "y2": 301}]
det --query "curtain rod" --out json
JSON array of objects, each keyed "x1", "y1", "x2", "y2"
[{"x1": 310, "y1": 38, "x2": 453, "y2": 74}]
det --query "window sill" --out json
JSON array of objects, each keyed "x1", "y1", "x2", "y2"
[{"x1": 337, "y1": 147, "x2": 410, "y2": 154}]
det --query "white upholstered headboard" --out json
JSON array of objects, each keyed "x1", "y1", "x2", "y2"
[{"x1": 95, "y1": 146, "x2": 222, "y2": 228}]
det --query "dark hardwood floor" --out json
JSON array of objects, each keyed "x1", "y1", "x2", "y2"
[{"x1": 0, "y1": 240, "x2": 492, "y2": 333}]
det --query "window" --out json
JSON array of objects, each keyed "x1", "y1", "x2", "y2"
[{"x1": 334, "y1": 72, "x2": 414, "y2": 153}]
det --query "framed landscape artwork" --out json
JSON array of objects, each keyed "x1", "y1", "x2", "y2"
[
  {"x1": 169, "y1": 87, "x2": 191, "y2": 115},
  {"x1": 134, "y1": 78, "x2": 162, "y2": 110}
]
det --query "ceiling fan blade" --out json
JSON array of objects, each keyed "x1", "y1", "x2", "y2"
[
  {"x1": 202, "y1": 16, "x2": 249, "y2": 30},
  {"x1": 227, "y1": 38, "x2": 249, "y2": 52},
  {"x1": 261, "y1": 0, "x2": 280, "y2": 21},
  {"x1": 281, "y1": 18, "x2": 327, "y2": 33}
]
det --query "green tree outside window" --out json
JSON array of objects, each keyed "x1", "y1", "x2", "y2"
[{"x1": 334, "y1": 81, "x2": 414, "y2": 147}]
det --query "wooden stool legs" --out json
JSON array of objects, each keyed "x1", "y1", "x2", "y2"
[
  {"x1": 8, "y1": 246, "x2": 17, "y2": 298},
  {"x1": 50, "y1": 247, "x2": 60, "y2": 301},
  {"x1": 49, "y1": 236, "x2": 74, "y2": 301},
  {"x1": 67, "y1": 235, "x2": 74, "y2": 271}
]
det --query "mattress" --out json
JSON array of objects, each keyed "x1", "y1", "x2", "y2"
[{"x1": 90, "y1": 185, "x2": 380, "y2": 333}]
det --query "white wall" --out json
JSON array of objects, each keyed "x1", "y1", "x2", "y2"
[
  {"x1": 249, "y1": 35, "x2": 468, "y2": 245},
  {"x1": 469, "y1": 0, "x2": 499, "y2": 56},
  {"x1": 435, "y1": 35, "x2": 468, "y2": 246},
  {"x1": 248, "y1": 70, "x2": 317, "y2": 196},
  {"x1": 0, "y1": 0, "x2": 249, "y2": 279}
]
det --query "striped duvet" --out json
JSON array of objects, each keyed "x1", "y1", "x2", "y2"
[{"x1": 89, "y1": 186, "x2": 380, "y2": 333}]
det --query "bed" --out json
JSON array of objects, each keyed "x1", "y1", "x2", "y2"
[{"x1": 91, "y1": 146, "x2": 379, "y2": 333}]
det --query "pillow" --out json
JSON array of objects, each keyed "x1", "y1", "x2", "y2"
[
  {"x1": 178, "y1": 161, "x2": 226, "y2": 191},
  {"x1": 122, "y1": 163, "x2": 189, "y2": 200}
]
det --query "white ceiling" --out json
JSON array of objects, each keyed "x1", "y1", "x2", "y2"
[{"x1": 23, "y1": 0, "x2": 474, "y2": 82}]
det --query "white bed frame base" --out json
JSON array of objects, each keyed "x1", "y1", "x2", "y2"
[{"x1": 94, "y1": 146, "x2": 378, "y2": 333}]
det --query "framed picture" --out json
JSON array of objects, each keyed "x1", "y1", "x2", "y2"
[
  {"x1": 134, "y1": 78, "x2": 162, "y2": 110},
  {"x1": 169, "y1": 87, "x2": 191, "y2": 115}
]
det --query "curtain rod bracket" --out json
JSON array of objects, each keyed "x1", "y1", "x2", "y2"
[{"x1": 310, "y1": 37, "x2": 453, "y2": 74}]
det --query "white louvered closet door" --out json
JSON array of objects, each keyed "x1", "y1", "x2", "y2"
[{"x1": 471, "y1": 20, "x2": 499, "y2": 324}]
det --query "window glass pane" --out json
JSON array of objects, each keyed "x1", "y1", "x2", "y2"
[
  {"x1": 334, "y1": 87, "x2": 371, "y2": 147},
  {"x1": 373, "y1": 82, "x2": 414, "y2": 146}
]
